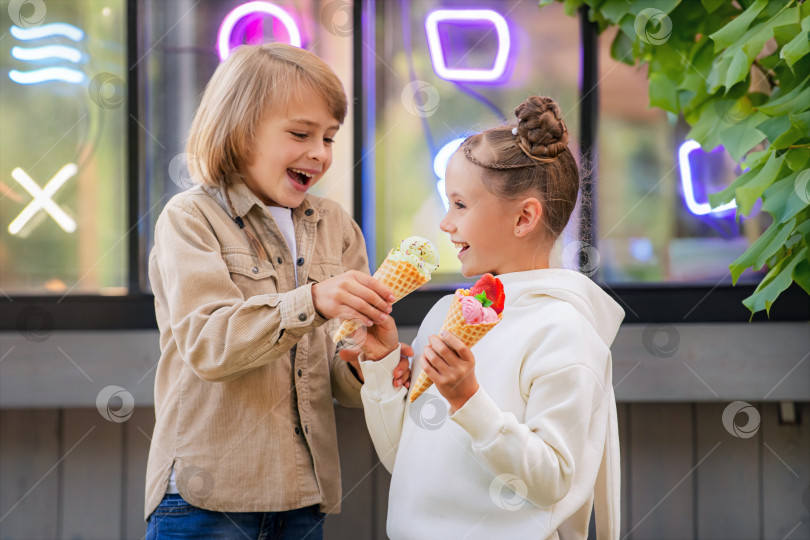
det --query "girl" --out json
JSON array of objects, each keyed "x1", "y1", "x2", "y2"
[
  {"x1": 145, "y1": 43, "x2": 410, "y2": 539},
  {"x1": 352, "y1": 96, "x2": 625, "y2": 539}
]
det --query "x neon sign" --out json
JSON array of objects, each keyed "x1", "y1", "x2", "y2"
[{"x1": 8, "y1": 164, "x2": 78, "y2": 235}]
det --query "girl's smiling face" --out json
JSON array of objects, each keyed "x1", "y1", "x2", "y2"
[
  {"x1": 440, "y1": 152, "x2": 549, "y2": 277},
  {"x1": 244, "y1": 87, "x2": 340, "y2": 208}
]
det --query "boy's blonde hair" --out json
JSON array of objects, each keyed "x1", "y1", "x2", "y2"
[{"x1": 186, "y1": 43, "x2": 348, "y2": 187}]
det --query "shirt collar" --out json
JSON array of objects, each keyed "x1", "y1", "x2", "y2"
[{"x1": 222, "y1": 179, "x2": 320, "y2": 223}]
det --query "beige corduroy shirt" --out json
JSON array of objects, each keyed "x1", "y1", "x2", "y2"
[{"x1": 144, "y1": 180, "x2": 367, "y2": 520}]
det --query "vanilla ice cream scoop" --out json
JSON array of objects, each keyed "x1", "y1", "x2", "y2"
[{"x1": 388, "y1": 236, "x2": 439, "y2": 279}]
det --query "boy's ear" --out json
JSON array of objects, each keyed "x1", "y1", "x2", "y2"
[{"x1": 513, "y1": 197, "x2": 543, "y2": 237}]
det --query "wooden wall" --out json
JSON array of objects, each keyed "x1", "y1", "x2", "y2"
[{"x1": 1, "y1": 403, "x2": 808, "y2": 539}]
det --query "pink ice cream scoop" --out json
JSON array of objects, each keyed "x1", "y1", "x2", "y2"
[{"x1": 459, "y1": 293, "x2": 499, "y2": 324}]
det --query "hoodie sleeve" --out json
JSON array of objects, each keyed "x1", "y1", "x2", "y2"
[
  {"x1": 450, "y1": 304, "x2": 610, "y2": 509},
  {"x1": 359, "y1": 294, "x2": 454, "y2": 473}
]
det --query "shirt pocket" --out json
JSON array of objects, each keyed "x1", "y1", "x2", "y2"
[
  {"x1": 306, "y1": 257, "x2": 343, "y2": 284},
  {"x1": 222, "y1": 249, "x2": 279, "y2": 298}
]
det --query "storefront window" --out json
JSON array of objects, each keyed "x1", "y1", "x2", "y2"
[
  {"x1": 139, "y1": 0, "x2": 355, "y2": 291},
  {"x1": 365, "y1": 0, "x2": 580, "y2": 287},
  {"x1": 0, "y1": 0, "x2": 127, "y2": 294},
  {"x1": 596, "y1": 27, "x2": 769, "y2": 285}
]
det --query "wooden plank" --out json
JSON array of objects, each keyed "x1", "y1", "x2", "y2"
[
  {"x1": 324, "y1": 406, "x2": 375, "y2": 540},
  {"x1": 618, "y1": 403, "x2": 631, "y2": 538},
  {"x1": 626, "y1": 403, "x2": 694, "y2": 539},
  {"x1": 2, "y1": 324, "x2": 808, "y2": 407},
  {"x1": 373, "y1": 456, "x2": 392, "y2": 540},
  {"x1": 696, "y1": 402, "x2": 760, "y2": 539},
  {"x1": 611, "y1": 323, "x2": 810, "y2": 401},
  {"x1": 60, "y1": 408, "x2": 124, "y2": 540},
  {"x1": 762, "y1": 402, "x2": 810, "y2": 539},
  {"x1": 123, "y1": 408, "x2": 155, "y2": 539},
  {"x1": 0, "y1": 409, "x2": 60, "y2": 539},
  {"x1": 0, "y1": 330, "x2": 160, "y2": 408}
]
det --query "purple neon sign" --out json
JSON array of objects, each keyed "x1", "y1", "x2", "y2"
[
  {"x1": 425, "y1": 9, "x2": 511, "y2": 83},
  {"x1": 678, "y1": 140, "x2": 737, "y2": 216},
  {"x1": 217, "y1": 1, "x2": 302, "y2": 61}
]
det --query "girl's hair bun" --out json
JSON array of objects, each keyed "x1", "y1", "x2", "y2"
[{"x1": 514, "y1": 96, "x2": 569, "y2": 159}]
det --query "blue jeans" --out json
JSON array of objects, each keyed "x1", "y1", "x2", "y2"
[{"x1": 146, "y1": 494, "x2": 325, "y2": 539}]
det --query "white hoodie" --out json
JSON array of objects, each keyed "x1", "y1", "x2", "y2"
[{"x1": 359, "y1": 269, "x2": 625, "y2": 540}]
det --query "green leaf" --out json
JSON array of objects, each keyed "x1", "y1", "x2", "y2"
[
  {"x1": 743, "y1": 246, "x2": 807, "y2": 315},
  {"x1": 714, "y1": 103, "x2": 767, "y2": 161},
  {"x1": 757, "y1": 76, "x2": 810, "y2": 115},
  {"x1": 793, "y1": 258, "x2": 810, "y2": 296},
  {"x1": 610, "y1": 29, "x2": 636, "y2": 65},
  {"x1": 735, "y1": 152, "x2": 786, "y2": 215},
  {"x1": 709, "y1": 0, "x2": 768, "y2": 52},
  {"x1": 649, "y1": 71, "x2": 679, "y2": 112},
  {"x1": 701, "y1": 0, "x2": 725, "y2": 15},
  {"x1": 686, "y1": 101, "x2": 724, "y2": 150},
  {"x1": 600, "y1": 0, "x2": 636, "y2": 24},
  {"x1": 780, "y1": 15, "x2": 810, "y2": 68},
  {"x1": 786, "y1": 147, "x2": 810, "y2": 171},
  {"x1": 729, "y1": 218, "x2": 796, "y2": 283},
  {"x1": 724, "y1": 49, "x2": 751, "y2": 90},
  {"x1": 538, "y1": 0, "x2": 555, "y2": 6},
  {"x1": 771, "y1": 111, "x2": 810, "y2": 149},
  {"x1": 474, "y1": 292, "x2": 493, "y2": 308},
  {"x1": 756, "y1": 115, "x2": 792, "y2": 142},
  {"x1": 742, "y1": 148, "x2": 772, "y2": 171},
  {"x1": 719, "y1": 123, "x2": 766, "y2": 162},
  {"x1": 708, "y1": 5, "x2": 798, "y2": 92},
  {"x1": 761, "y1": 169, "x2": 806, "y2": 223}
]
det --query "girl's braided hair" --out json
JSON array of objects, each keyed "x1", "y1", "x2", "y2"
[{"x1": 461, "y1": 96, "x2": 580, "y2": 241}]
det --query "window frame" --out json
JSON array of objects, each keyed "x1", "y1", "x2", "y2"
[{"x1": 0, "y1": 1, "x2": 806, "y2": 332}]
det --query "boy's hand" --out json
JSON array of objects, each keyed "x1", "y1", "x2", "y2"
[
  {"x1": 422, "y1": 331, "x2": 478, "y2": 411},
  {"x1": 339, "y1": 342, "x2": 414, "y2": 388},
  {"x1": 312, "y1": 270, "x2": 395, "y2": 327}
]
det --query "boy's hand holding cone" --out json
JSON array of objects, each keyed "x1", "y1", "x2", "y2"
[
  {"x1": 333, "y1": 237, "x2": 439, "y2": 343},
  {"x1": 409, "y1": 273, "x2": 504, "y2": 402}
]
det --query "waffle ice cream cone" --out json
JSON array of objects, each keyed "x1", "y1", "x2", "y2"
[
  {"x1": 409, "y1": 290, "x2": 502, "y2": 402},
  {"x1": 332, "y1": 237, "x2": 438, "y2": 343}
]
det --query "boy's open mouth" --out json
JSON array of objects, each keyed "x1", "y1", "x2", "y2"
[
  {"x1": 453, "y1": 241, "x2": 470, "y2": 255},
  {"x1": 287, "y1": 168, "x2": 314, "y2": 187}
]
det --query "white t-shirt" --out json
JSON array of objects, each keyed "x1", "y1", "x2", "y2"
[{"x1": 266, "y1": 205, "x2": 297, "y2": 276}]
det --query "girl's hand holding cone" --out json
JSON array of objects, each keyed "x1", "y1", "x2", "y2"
[{"x1": 421, "y1": 330, "x2": 478, "y2": 411}]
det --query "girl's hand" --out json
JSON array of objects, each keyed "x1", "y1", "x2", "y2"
[
  {"x1": 312, "y1": 270, "x2": 395, "y2": 327},
  {"x1": 339, "y1": 342, "x2": 414, "y2": 388},
  {"x1": 361, "y1": 313, "x2": 400, "y2": 361},
  {"x1": 422, "y1": 331, "x2": 479, "y2": 411}
]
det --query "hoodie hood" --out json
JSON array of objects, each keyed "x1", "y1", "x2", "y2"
[{"x1": 497, "y1": 268, "x2": 625, "y2": 347}]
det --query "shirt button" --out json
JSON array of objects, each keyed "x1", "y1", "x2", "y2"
[
  {"x1": 276, "y1": 257, "x2": 282, "y2": 264},
  {"x1": 305, "y1": 208, "x2": 314, "y2": 216},
  {"x1": 297, "y1": 257, "x2": 304, "y2": 266},
  {"x1": 297, "y1": 368, "x2": 302, "y2": 377},
  {"x1": 295, "y1": 427, "x2": 301, "y2": 435},
  {"x1": 298, "y1": 313, "x2": 307, "y2": 321},
  {"x1": 251, "y1": 266, "x2": 258, "y2": 274}
]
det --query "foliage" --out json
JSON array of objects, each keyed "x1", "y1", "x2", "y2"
[{"x1": 542, "y1": 0, "x2": 810, "y2": 315}]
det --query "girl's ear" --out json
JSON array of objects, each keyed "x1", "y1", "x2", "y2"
[{"x1": 513, "y1": 197, "x2": 543, "y2": 237}]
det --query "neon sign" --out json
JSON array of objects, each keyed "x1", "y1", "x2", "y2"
[
  {"x1": 678, "y1": 140, "x2": 737, "y2": 216},
  {"x1": 8, "y1": 164, "x2": 78, "y2": 235},
  {"x1": 425, "y1": 9, "x2": 511, "y2": 83},
  {"x1": 217, "y1": 1, "x2": 302, "y2": 61},
  {"x1": 8, "y1": 23, "x2": 86, "y2": 85}
]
